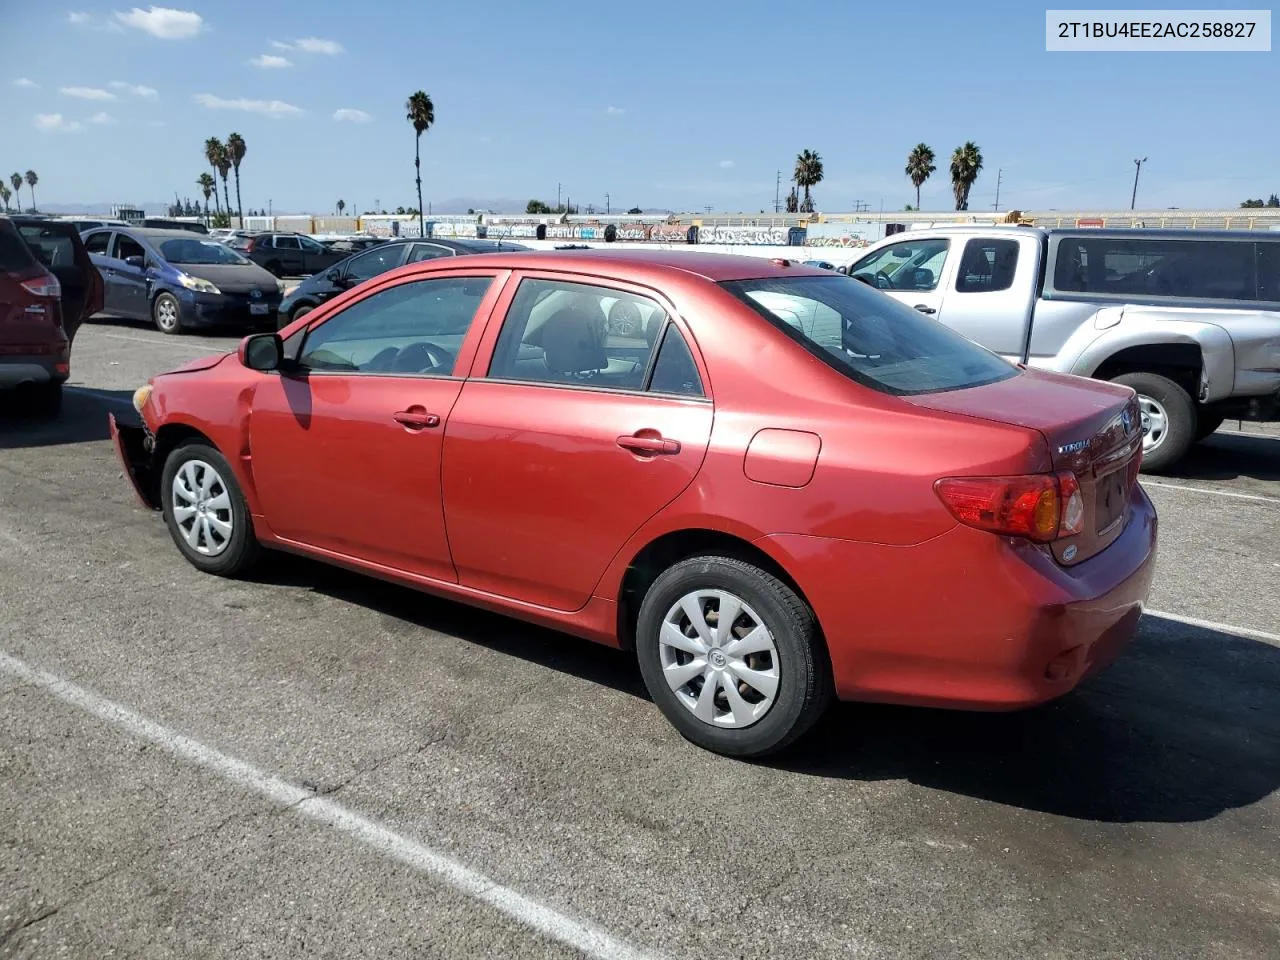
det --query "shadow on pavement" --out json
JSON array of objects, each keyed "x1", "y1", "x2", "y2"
[
  {"x1": 779, "y1": 615, "x2": 1280, "y2": 824},
  {"x1": 260, "y1": 552, "x2": 1279, "y2": 825},
  {"x1": 1165, "y1": 432, "x2": 1280, "y2": 482},
  {"x1": 0, "y1": 388, "x2": 131, "y2": 450}
]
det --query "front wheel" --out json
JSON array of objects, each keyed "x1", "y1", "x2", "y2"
[
  {"x1": 152, "y1": 292, "x2": 183, "y2": 335},
  {"x1": 635, "y1": 555, "x2": 832, "y2": 758},
  {"x1": 160, "y1": 441, "x2": 259, "y2": 577},
  {"x1": 1109, "y1": 371, "x2": 1196, "y2": 473}
]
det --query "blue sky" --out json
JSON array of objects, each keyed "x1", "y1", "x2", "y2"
[{"x1": 2, "y1": 1, "x2": 1277, "y2": 214}]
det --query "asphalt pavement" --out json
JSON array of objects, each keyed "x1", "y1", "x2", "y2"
[{"x1": 1, "y1": 320, "x2": 1277, "y2": 959}]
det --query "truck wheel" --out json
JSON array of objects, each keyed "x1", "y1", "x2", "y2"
[
  {"x1": 1194, "y1": 413, "x2": 1226, "y2": 442},
  {"x1": 1111, "y1": 372, "x2": 1196, "y2": 473}
]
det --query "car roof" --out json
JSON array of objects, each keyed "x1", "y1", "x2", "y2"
[
  {"x1": 436, "y1": 247, "x2": 831, "y2": 282},
  {"x1": 130, "y1": 228, "x2": 218, "y2": 241}
]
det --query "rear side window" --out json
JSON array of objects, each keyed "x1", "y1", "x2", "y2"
[
  {"x1": 1257, "y1": 242, "x2": 1280, "y2": 302},
  {"x1": 954, "y1": 238, "x2": 1019, "y2": 293},
  {"x1": 1053, "y1": 237, "x2": 1258, "y2": 301},
  {"x1": 722, "y1": 274, "x2": 1016, "y2": 396},
  {"x1": 649, "y1": 325, "x2": 705, "y2": 397},
  {"x1": 275, "y1": 236, "x2": 299, "y2": 249}
]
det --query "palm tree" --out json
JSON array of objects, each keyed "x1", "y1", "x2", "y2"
[
  {"x1": 226, "y1": 132, "x2": 246, "y2": 226},
  {"x1": 793, "y1": 149, "x2": 824, "y2": 213},
  {"x1": 405, "y1": 90, "x2": 435, "y2": 238},
  {"x1": 905, "y1": 143, "x2": 937, "y2": 211},
  {"x1": 24, "y1": 170, "x2": 38, "y2": 211},
  {"x1": 336, "y1": 198, "x2": 346, "y2": 216},
  {"x1": 949, "y1": 142, "x2": 984, "y2": 211},
  {"x1": 204, "y1": 137, "x2": 225, "y2": 215},
  {"x1": 197, "y1": 172, "x2": 215, "y2": 225},
  {"x1": 9, "y1": 173, "x2": 22, "y2": 210}
]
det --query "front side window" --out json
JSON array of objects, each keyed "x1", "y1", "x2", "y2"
[
  {"x1": 954, "y1": 238, "x2": 1020, "y2": 293},
  {"x1": 487, "y1": 278, "x2": 667, "y2": 391},
  {"x1": 849, "y1": 238, "x2": 949, "y2": 291},
  {"x1": 298, "y1": 235, "x2": 327, "y2": 253},
  {"x1": 114, "y1": 233, "x2": 146, "y2": 262},
  {"x1": 345, "y1": 245, "x2": 406, "y2": 283},
  {"x1": 83, "y1": 231, "x2": 111, "y2": 255},
  {"x1": 297, "y1": 276, "x2": 494, "y2": 375},
  {"x1": 722, "y1": 274, "x2": 1016, "y2": 396},
  {"x1": 1053, "y1": 237, "x2": 1258, "y2": 301}
]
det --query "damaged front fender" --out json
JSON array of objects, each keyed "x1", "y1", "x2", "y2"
[{"x1": 108, "y1": 412, "x2": 160, "y2": 510}]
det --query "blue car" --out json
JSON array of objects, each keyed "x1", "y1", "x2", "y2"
[{"x1": 82, "y1": 226, "x2": 282, "y2": 335}]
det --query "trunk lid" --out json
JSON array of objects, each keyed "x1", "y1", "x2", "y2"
[{"x1": 908, "y1": 367, "x2": 1144, "y2": 565}]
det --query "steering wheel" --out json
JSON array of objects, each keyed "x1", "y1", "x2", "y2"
[
  {"x1": 874, "y1": 270, "x2": 894, "y2": 290},
  {"x1": 390, "y1": 341, "x2": 456, "y2": 374},
  {"x1": 608, "y1": 300, "x2": 643, "y2": 337}
]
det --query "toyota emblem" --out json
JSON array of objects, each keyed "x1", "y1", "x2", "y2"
[{"x1": 250, "y1": 289, "x2": 262, "y2": 300}]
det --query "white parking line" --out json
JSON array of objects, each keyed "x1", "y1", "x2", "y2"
[
  {"x1": 1145, "y1": 610, "x2": 1280, "y2": 646},
  {"x1": 1140, "y1": 479, "x2": 1280, "y2": 505},
  {"x1": 0, "y1": 651, "x2": 662, "y2": 960},
  {"x1": 100, "y1": 332, "x2": 229, "y2": 350}
]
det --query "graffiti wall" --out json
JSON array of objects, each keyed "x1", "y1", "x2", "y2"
[
  {"x1": 804, "y1": 221, "x2": 882, "y2": 248},
  {"x1": 696, "y1": 224, "x2": 790, "y2": 245}
]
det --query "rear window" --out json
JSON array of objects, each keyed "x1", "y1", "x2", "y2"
[
  {"x1": 16, "y1": 224, "x2": 77, "y2": 269},
  {"x1": 1052, "y1": 237, "x2": 1258, "y2": 301},
  {"x1": 721, "y1": 274, "x2": 1016, "y2": 396}
]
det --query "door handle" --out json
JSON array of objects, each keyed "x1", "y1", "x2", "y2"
[
  {"x1": 617, "y1": 434, "x2": 680, "y2": 455},
  {"x1": 913, "y1": 304, "x2": 936, "y2": 314},
  {"x1": 393, "y1": 409, "x2": 440, "y2": 429}
]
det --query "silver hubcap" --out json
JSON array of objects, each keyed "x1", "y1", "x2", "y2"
[
  {"x1": 171, "y1": 459, "x2": 233, "y2": 557},
  {"x1": 1137, "y1": 395, "x2": 1168, "y2": 452},
  {"x1": 659, "y1": 590, "x2": 780, "y2": 729},
  {"x1": 157, "y1": 298, "x2": 177, "y2": 330}
]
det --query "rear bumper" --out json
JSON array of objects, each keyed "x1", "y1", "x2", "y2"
[
  {"x1": 108, "y1": 412, "x2": 160, "y2": 510},
  {"x1": 762, "y1": 484, "x2": 1158, "y2": 710},
  {"x1": 0, "y1": 355, "x2": 68, "y2": 387}
]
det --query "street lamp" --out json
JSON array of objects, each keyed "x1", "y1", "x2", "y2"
[{"x1": 1131, "y1": 157, "x2": 1148, "y2": 210}]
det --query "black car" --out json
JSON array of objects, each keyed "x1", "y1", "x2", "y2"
[
  {"x1": 244, "y1": 232, "x2": 350, "y2": 278},
  {"x1": 277, "y1": 237, "x2": 531, "y2": 326},
  {"x1": 323, "y1": 236, "x2": 387, "y2": 255}
]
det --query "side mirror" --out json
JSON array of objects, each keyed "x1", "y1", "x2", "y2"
[
  {"x1": 124, "y1": 255, "x2": 146, "y2": 269},
  {"x1": 238, "y1": 332, "x2": 283, "y2": 372}
]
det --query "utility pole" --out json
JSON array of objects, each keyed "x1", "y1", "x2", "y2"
[
  {"x1": 1131, "y1": 157, "x2": 1147, "y2": 210},
  {"x1": 605, "y1": 192, "x2": 610, "y2": 215},
  {"x1": 705, "y1": 204, "x2": 712, "y2": 215},
  {"x1": 992, "y1": 168, "x2": 1003, "y2": 211},
  {"x1": 557, "y1": 183, "x2": 561, "y2": 211},
  {"x1": 775, "y1": 170, "x2": 781, "y2": 213}
]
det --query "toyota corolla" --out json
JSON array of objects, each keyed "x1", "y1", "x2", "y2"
[{"x1": 109, "y1": 249, "x2": 1157, "y2": 757}]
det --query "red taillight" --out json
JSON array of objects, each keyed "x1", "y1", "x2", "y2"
[
  {"x1": 935, "y1": 471, "x2": 1082, "y2": 543},
  {"x1": 244, "y1": 238, "x2": 256, "y2": 252},
  {"x1": 20, "y1": 274, "x2": 61, "y2": 298}
]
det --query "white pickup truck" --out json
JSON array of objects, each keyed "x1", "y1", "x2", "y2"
[{"x1": 846, "y1": 225, "x2": 1280, "y2": 470}]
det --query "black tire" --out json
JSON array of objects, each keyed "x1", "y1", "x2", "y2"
[
  {"x1": 1110, "y1": 371, "x2": 1196, "y2": 473},
  {"x1": 152, "y1": 292, "x2": 183, "y2": 335},
  {"x1": 159, "y1": 441, "x2": 259, "y2": 577},
  {"x1": 635, "y1": 555, "x2": 832, "y2": 758},
  {"x1": 29, "y1": 382, "x2": 62, "y2": 418},
  {"x1": 291, "y1": 304, "x2": 315, "y2": 323},
  {"x1": 1194, "y1": 412, "x2": 1226, "y2": 443}
]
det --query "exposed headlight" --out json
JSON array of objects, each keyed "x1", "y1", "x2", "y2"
[
  {"x1": 178, "y1": 272, "x2": 221, "y2": 295},
  {"x1": 132, "y1": 383, "x2": 153, "y2": 413}
]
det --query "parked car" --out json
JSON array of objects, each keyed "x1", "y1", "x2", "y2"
[
  {"x1": 64, "y1": 217, "x2": 131, "y2": 233},
  {"x1": 322, "y1": 236, "x2": 387, "y2": 255},
  {"x1": 243, "y1": 232, "x2": 349, "y2": 278},
  {"x1": 277, "y1": 237, "x2": 531, "y2": 326},
  {"x1": 11, "y1": 215, "x2": 104, "y2": 349},
  {"x1": 83, "y1": 226, "x2": 281, "y2": 334},
  {"x1": 0, "y1": 216, "x2": 74, "y2": 414},
  {"x1": 847, "y1": 226, "x2": 1280, "y2": 470},
  {"x1": 110, "y1": 250, "x2": 1155, "y2": 758},
  {"x1": 141, "y1": 218, "x2": 209, "y2": 234}
]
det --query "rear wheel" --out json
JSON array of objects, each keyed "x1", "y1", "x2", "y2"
[
  {"x1": 152, "y1": 292, "x2": 183, "y2": 335},
  {"x1": 160, "y1": 441, "x2": 259, "y2": 577},
  {"x1": 635, "y1": 555, "x2": 832, "y2": 758},
  {"x1": 1110, "y1": 371, "x2": 1195, "y2": 473}
]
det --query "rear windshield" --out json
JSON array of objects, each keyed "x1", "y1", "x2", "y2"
[
  {"x1": 16, "y1": 224, "x2": 78, "y2": 269},
  {"x1": 0, "y1": 224, "x2": 38, "y2": 272},
  {"x1": 160, "y1": 238, "x2": 249, "y2": 264},
  {"x1": 721, "y1": 274, "x2": 1016, "y2": 396}
]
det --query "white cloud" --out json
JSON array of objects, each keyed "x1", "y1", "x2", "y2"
[
  {"x1": 68, "y1": 11, "x2": 124, "y2": 32},
  {"x1": 293, "y1": 36, "x2": 343, "y2": 54},
  {"x1": 718, "y1": 160, "x2": 736, "y2": 169},
  {"x1": 249, "y1": 54, "x2": 292, "y2": 68},
  {"x1": 110, "y1": 80, "x2": 159, "y2": 99},
  {"x1": 67, "y1": 11, "x2": 90, "y2": 23},
  {"x1": 14, "y1": 77, "x2": 38, "y2": 88},
  {"x1": 605, "y1": 105, "x2": 625, "y2": 115},
  {"x1": 270, "y1": 39, "x2": 292, "y2": 50},
  {"x1": 34, "y1": 113, "x2": 84, "y2": 133},
  {"x1": 90, "y1": 111, "x2": 117, "y2": 124},
  {"x1": 333, "y1": 108, "x2": 371, "y2": 123},
  {"x1": 193, "y1": 93, "x2": 303, "y2": 117},
  {"x1": 114, "y1": 6, "x2": 204, "y2": 39},
  {"x1": 61, "y1": 86, "x2": 117, "y2": 101}
]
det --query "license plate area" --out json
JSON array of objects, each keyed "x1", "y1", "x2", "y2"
[
  {"x1": 249, "y1": 302, "x2": 269, "y2": 315},
  {"x1": 1095, "y1": 468, "x2": 1127, "y2": 533}
]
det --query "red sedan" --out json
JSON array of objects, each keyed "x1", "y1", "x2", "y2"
[{"x1": 111, "y1": 249, "x2": 1157, "y2": 757}]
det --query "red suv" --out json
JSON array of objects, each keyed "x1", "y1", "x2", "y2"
[{"x1": 1, "y1": 216, "x2": 103, "y2": 415}]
